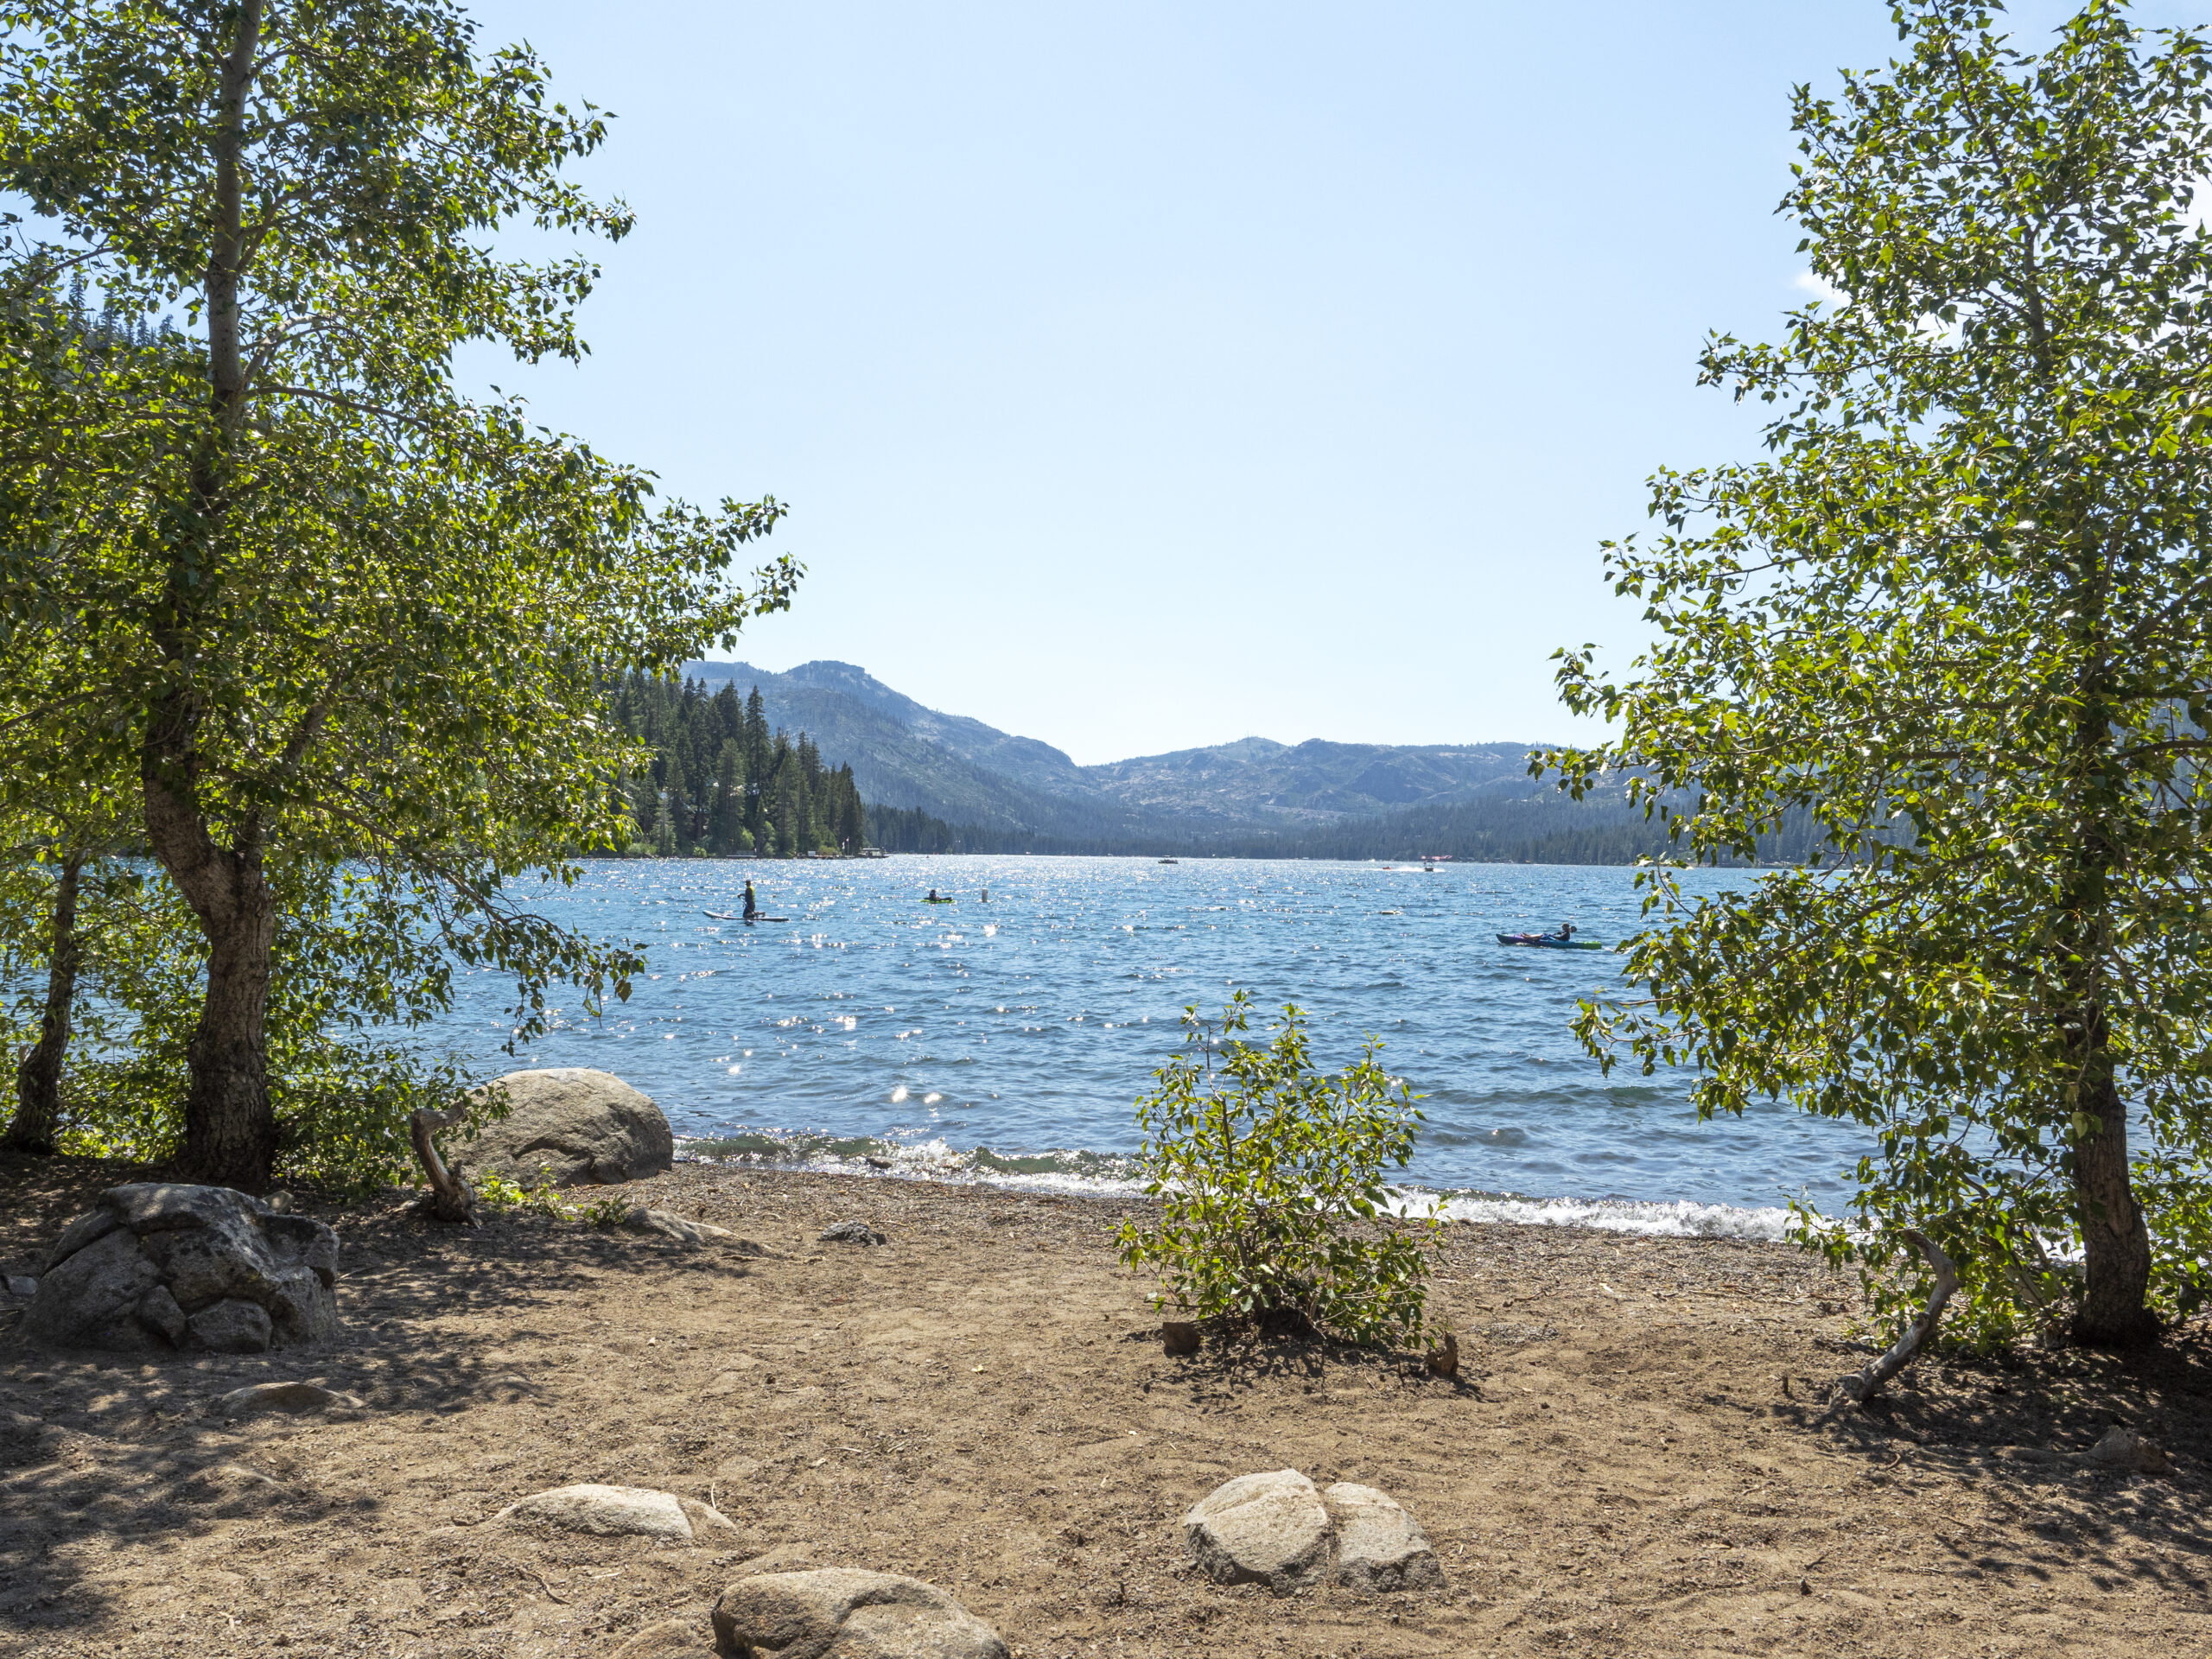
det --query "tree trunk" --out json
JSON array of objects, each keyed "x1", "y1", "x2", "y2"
[
  {"x1": 2071, "y1": 1072, "x2": 2159, "y2": 1347},
  {"x1": 3, "y1": 853, "x2": 86, "y2": 1155},
  {"x1": 143, "y1": 746, "x2": 277, "y2": 1191}
]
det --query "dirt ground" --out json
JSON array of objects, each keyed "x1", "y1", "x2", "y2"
[{"x1": 1, "y1": 1153, "x2": 2209, "y2": 1659}]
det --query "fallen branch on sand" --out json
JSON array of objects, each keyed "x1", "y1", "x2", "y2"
[
  {"x1": 1832, "y1": 1228, "x2": 1958, "y2": 1406},
  {"x1": 409, "y1": 1107, "x2": 481, "y2": 1226}
]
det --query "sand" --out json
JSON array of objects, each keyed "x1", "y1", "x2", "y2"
[{"x1": 2, "y1": 1152, "x2": 2208, "y2": 1658}]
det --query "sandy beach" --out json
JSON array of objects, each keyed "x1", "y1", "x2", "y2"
[{"x1": 2, "y1": 1153, "x2": 2207, "y2": 1658}]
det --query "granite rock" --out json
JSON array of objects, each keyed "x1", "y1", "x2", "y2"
[
  {"x1": 1184, "y1": 1470, "x2": 1332, "y2": 1595},
  {"x1": 25, "y1": 1185, "x2": 340, "y2": 1354},
  {"x1": 457, "y1": 1068, "x2": 674, "y2": 1187},
  {"x1": 496, "y1": 1484, "x2": 740, "y2": 1544},
  {"x1": 1323, "y1": 1482, "x2": 1445, "y2": 1591},
  {"x1": 713, "y1": 1567, "x2": 1008, "y2": 1659}
]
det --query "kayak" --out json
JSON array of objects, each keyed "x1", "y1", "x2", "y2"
[
  {"x1": 923, "y1": 896, "x2": 956, "y2": 904},
  {"x1": 1496, "y1": 932, "x2": 1601, "y2": 950}
]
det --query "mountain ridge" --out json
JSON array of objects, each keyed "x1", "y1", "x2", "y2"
[{"x1": 683, "y1": 658, "x2": 1554, "y2": 837}]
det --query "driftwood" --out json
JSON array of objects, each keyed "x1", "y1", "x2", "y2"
[
  {"x1": 1833, "y1": 1228, "x2": 1958, "y2": 1406},
  {"x1": 409, "y1": 1107, "x2": 481, "y2": 1226}
]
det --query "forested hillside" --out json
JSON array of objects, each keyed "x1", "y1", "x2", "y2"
[
  {"x1": 610, "y1": 674, "x2": 866, "y2": 855},
  {"x1": 644, "y1": 664, "x2": 1810, "y2": 864}
]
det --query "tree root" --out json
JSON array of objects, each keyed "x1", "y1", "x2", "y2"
[
  {"x1": 409, "y1": 1107, "x2": 480, "y2": 1226},
  {"x1": 1833, "y1": 1228, "x2": 1958, "y2": 1406}
]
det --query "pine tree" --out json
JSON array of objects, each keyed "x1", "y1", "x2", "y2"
[
  {"x1": 742, "y1": 688, "x2": 771, "y2": 846},
  {"x1": 665, "y1": 771, "x2": 692, "y2": 855},
  {"x1": 710, "y1": 741, "x2": 747, "y2": 854}
]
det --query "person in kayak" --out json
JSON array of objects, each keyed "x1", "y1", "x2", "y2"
[
  {"x1": 742, "y1": 880, "x2": 758, "y2": 920},
  {"x1": 927, "y1": 887, "x2": 942, "y2": 902},
  {"x1": 1553, "y1": 921, "x2": 1575, "y2": 941}
]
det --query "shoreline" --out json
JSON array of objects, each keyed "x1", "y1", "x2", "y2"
[
  {"x1": 1, "y1": 1152, "x2": 2208, "y2": 1656},
  {"x1": 668, "y1": 1143, "x2": 1802, "y2": 1243}
]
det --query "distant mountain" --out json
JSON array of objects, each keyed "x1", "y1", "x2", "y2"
[{"x1": 684, "y1": 658, "x2": 1558, "y2": 842}]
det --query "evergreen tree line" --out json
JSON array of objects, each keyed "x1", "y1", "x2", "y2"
[
  {"x1": 860, "y1": 790, "x2": 1827, "y2": 865},
  {"x1": 611, "y1": 675, "x2": 866, "y2": 856}
]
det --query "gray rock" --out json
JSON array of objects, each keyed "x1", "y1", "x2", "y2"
[
  {"x1": 456, "y1": 1067, "x2": 674, "y2": 1187},
  {"x1": 142, "y1": 1218, "x2": 277, "y2": 1309},
  {"x1": 623, "y1": 1208, "x2": 721, "y2": 1246},
  {"x1": 1184, "y1": 1470, "x2": 1332, "y2": 1595},
  {"x1": 22, "y1": 1226, "x2": 162, "y2": 1347},
  {"x1": 4, "y1": 1274, "x2": 37, "y2": 1299},
  {"x1": 217, "y1": 1380, "x2": 364, "y2": 1415},
  {"x1": 817, "y1": 1220, "x2": 887, "y2": 1246},
  {"x1": 27, "y1": 1184, "x2": 340, "y2": 1354},
  {"x1": 189, "y1": 1298, "x2": 274, "y2": 1353},
  {"x1": 41, "y1": 1208, "x2": 119, "y2": 1273},
  {"x1": 261, "y1": 1212, "x2": 340, "y2": 1287},
  {"x1": 713, "y1": 1568, "x2": 1009, "y2": 1659},
  {"x1": 136, "y1": 1285, "x2": 188, "y2": 1346},
  {"x1": 102, "y1": 1182, "x2": 270, "y2": 1235},
  {"x1": 2086, "y1": 1426, "x2": 2171, "y2": 1477},
  {"x1": 1323, "y1": 1482, "x2": 1444, "y2": 1592},
  {"x1": 495, "y1": 1484, "x2": 739, "y2": 1544}
]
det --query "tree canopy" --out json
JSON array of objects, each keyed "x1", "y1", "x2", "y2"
[
  {"x1": 1547, "y1": 0, "x2": 2212, "y2": 1348},
  {"x1": 0, "y1": 0, "x2": 797, "y2": 1188}
]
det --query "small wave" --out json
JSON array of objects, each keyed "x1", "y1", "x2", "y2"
[
  {"x1": 675, "y1": 1134, "x2": 1795, "y2": 1237},
  {"x1": 676, "y1": 1131, "x2": 1146, "y2": 1196},
  {"x1": 1433, "y1": 1193, "x2": 1796, "y2": 1241}
]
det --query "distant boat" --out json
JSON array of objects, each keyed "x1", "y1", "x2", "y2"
[{"x1": 1158, "y1": 858, "x2": 1179, "y2": 865}]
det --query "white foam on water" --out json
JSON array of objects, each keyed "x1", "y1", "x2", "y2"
[
  {"x1": 1434, "y1": 1192, "x2": 1797, "y2": 1241},
  {"x1": 676, "y1": 1133, "x2": 1799, "y2": 1236}
]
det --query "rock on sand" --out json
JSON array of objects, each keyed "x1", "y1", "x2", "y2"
[
  {"x1": 714, "y1": 1568, "x2": 1007, "y2": 1659},
  {"x1": 495, "y1": 1484, "x2": 739, "y2": 1544},
  {"x1": 26, "y1": 1184, "x2": 339, "y2": 1355},
  {"x1": 457, "y1": 1068, "x2": 673, "y2": 1188},
  {"x1": 1185, "y1": 1469, "x2": 1443, "y2": 1595}
]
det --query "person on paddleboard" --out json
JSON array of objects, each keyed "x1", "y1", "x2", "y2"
[{"x1": 742, "y1": 880, "x2": 758, "y2": 920}]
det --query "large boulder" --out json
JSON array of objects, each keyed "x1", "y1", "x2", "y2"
[
  {"x1": 457, "y1": 1068, "x2": 673, "y2": 1188},
  {"x1": 1183, "y1": 1470, "x2": 1332, "y2": 1594},
  {"x1": 1322, "y1": 1482, "x2": 1444, "y2": 1591},
  {"x1": 25, "y1": 1185, "x2": 338, "y2": 1355},
  {"x1": 713, "y1": 1569, "x2": 1007, "y2": 1659},
  {"x1": 1184, "y1": 1471, "x2": 1444, "y2": 1596}
]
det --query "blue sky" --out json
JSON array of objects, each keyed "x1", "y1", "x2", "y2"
[{"x1": 455, "y1": 2, "x2": 2184, "y2": 764}]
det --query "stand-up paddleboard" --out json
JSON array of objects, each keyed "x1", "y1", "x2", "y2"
[{"x1": 743, "y1": 914, "x2": 790, "y2": 923}]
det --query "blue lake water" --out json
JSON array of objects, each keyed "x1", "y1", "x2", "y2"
[{"x1": 435, "y1": 856, "x2": 1872, "y2": 1235}]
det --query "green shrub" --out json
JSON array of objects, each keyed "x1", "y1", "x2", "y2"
[
  {"x1": 475, "y1": 1162, "x2": 566, "y2": 1217},
  {"x1": 579, "y1": 1192, "x2": 631, "y2": 1228},
  {"x1": 1116, "y1": 994, "x2": 1442, "y2": 1346}
]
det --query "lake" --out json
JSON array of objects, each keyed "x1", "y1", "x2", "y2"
[{"x1": 435, "y1": 856, "x2": 1872, "y2": 1236}]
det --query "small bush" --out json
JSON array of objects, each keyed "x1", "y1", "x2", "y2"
[
  {"x1": 475, "y1": 1163, "x2": 565, "y2": 1217},
  {"x1": 578, "y1": 1193, "x2": 631, "y2": 1229},
  {"x1": 1116, "y1": 994, "x2": 1441, "y2": 1346}
]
